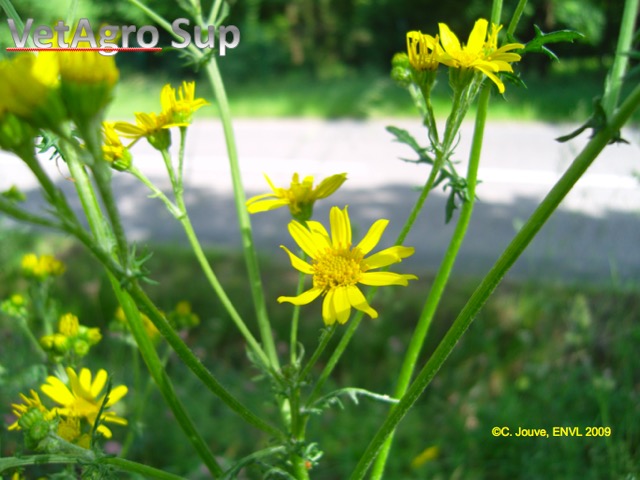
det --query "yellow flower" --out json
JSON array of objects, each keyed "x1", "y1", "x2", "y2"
[
  {"x1": 41, "y1": 367, "x2": 128, "y2": 439},
  {"x1": 114, "y1": 306, "x2": 161, "y2": 342},
  {"x1": 102, "y1": 122, "x2": 132, "y2": 170},
  {"x1": 278, "y1": 206, "x2": 417, "y2": 325},
  {"x1": 247, "y1": 173, "x2": 347, "y2": 221},
  {"x1": 21, "y1": 253, "x2": 65, "y2": 279},
  {"x1": 0, "y1": 54, "x2": 66, "y2": 130},
  {"x1": 58, "y1": 313, "x2": 80, "y2": 336},
  {"x1": 437, "y1": 19, "x2": 523, "y2": 93},
  {"x1": 8, "y1": 390, "x2": 56, "y2": 431},
  {"x1": 114, "y1": 112, "x2": 172, "y2": 150},
  {"x1": 406, "y1": 31, "x2": 442, "y2": 71},
  {"x1": 160, "y1": 81, "x2": 209, "y2": 127}
]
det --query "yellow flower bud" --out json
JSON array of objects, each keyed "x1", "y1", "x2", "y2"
[{"x1": 58, "y1": 313, "x2": 80, "y2": 337}]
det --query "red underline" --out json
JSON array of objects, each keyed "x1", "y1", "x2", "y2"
[{"x1": 6, "y1": 47, "x2": 162, "y2": 52}]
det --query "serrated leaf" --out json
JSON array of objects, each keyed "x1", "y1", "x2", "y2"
[{"x1": 522, "y1": 25, "x2": 585, "y2": 60}]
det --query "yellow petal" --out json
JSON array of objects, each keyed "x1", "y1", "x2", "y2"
[
  {"x1": 289, "y1": 220, "x2": 329, "y2": 258},
  {"x1": 78, "y1": 368, "x2": 93, "y2": 396},
  {"x1": 105, "y1": 385, "x2": 128, "y2": 406},
  {"x1": 322, "y1": 289, "x2": 337, "y2": 325},
  {"x1": 307, "y1": 220, "x2": 330, "y2": 239},
  {"x1": 346, "y1": 285, "x2": 378, "y2": 319},
  {"x1": 96, "y1": 424, "x2": 113, "y2": 438},
  {"x1": 438, "y1": 23, "x2": 461, "y2": 56},
  {"x1": 41, "y1": 376, "x2": 74, "y2": 406},
  {"x1": 355, "y1": 219, "x2": 388, "y2": 255},
  {"x1": 314, "y1": 173, "x2": 347, "y2": 199},
  {"x1": 247, "y1": 198, "x2": 289, "y2": 213},
  {"x1": 330, "y1": 206, "x2": 351, "y2": 248},
  {"x1": 360, "y1": 272, "x2": 417, "y2": 286},
  {"x1": 278, "y1": 287, "x2": 323, "y2": 306},
  {"x1": 467, "y1": 19, "x2": 488, "y2": 55},
  {"x1": 91, "y1": 369, "x2": 108, "y2": 398},
  {"x1": 280, "y1": 246, "x2": 314, "y2": 274},
  {"x1": 333, "y1": 286, "x2": 352, "y2": 324},
  {"x1": 364, "y1": 246, "x2": 415, "y2": 269}
]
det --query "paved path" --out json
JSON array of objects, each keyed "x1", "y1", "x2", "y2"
[{"x1": 1, "y1": 119, "x2": 639, "y2": 283}]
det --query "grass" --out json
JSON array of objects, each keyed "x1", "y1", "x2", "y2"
[
  {"x1": 1, "y1": 228, "x2": 638, "y2": 479},
  {"x1": 107, "y1": 59, "x2": 626, "y2": 123}
]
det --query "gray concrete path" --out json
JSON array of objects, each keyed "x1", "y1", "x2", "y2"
[{"x1": 1, "y1": 119, "x2": 639, "y2": 283}]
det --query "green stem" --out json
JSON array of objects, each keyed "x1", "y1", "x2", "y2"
[
  {"x1": 290, "y1": 267, "x2": 306, "y2": 365},
  {"x1": 601, "y1": 0, "x2": 639, "y2": 117},
  {"x1": 203, "y1": 58, "x2": 280, "y2": 371},
  {"x1": 0, "y1": 0, "x2": 35, "y2": 49},
  {"x1": 349, "y1": 81, "x2": 640, "y2": 480},
  {"x1": 129, "y1": 166, "x2": 183, "y2": 218},
  {"x1": 17, "y1": 316, "x2": 47, "y2": 361},
  {"x1": 128, "y1": 283, "x2": 285, "y2": 440},
  {"x1": 369, "y1": 83, "x2": 492, "y2": 480},
  {"x1": 113, "y1": 281, "x2": 223, "y2": 477},
  {"x1": 0, "y1": 454, "x2": 187, "y2": 480},
  {"x1": 176, "y1": 209, "x2": 270, "y2": 367},
  {"x1": 507, "y1": 0, "x2": 528, "y2": 37},
  {"x1": 63, "y1": 144, "x2": 223, "y2": 477},
  {"x1": 299, "y1": 325, "x2": 336, "y2": 384}
]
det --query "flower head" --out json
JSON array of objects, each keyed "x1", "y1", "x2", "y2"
[
  {"x1": 40, "y1": 313, "x2": 102, "y2": 361},
  {"x1": 102, "y1": 122, "x2": 132, "y2": 170},
  {"x1": 278, "y1": 206, "x2": 417, "y2": 325},
  {"x1": 0, "y1": 53, "x2": 66, "y2": 130},
  {"x1": 247, "y1": 173, "x2": 347, "y2": 221},
  {"x1": 41, "y1": 367, "x2": 128, "y2": 439},
  {"x1": 406, "y1": 31, "x2": 442, "y2": 71},
  {"x1": 8, "y1": 390, "x2": 55, "y2": 431},
  {"x1": 160, "y1": 81, "x2": 209, "y2": 127},
  {"x1": 114, "y1": 112, "x2": 172, "y2": 150},
  {"x1": 21, "y1": 253, "x2": 65, "y2": 280},
  {"x1": 438, "y1": 19, "x2": 523, "y2": 93}
]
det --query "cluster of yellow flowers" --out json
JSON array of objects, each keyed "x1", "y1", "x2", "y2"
[
  {"x1": 40, "y1": 313, "x2": 102, "y2": 361},
  {"x1": 9, "y1": 367, "x2": 128, "y2": 449},
  {"x1": 21, "y1": 253, "x2": 66, "y2": 280},
  {"x1": 247, "y1": 174, "x2": 417, "y2": 326},
  {"x1": 406, "y1": 19, "x2": 523, "y2": 93}
]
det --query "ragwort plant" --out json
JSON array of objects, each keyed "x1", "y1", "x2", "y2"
[{"x1": 0, "y1": 0, "x2": 638, "y2": 478}]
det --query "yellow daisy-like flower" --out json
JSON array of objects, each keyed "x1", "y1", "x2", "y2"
[
  {"x1": 8, "y1": 390, "x2": 56, "y2": 431},
  {"x1": 438, "y1": 19, "x2": 523, "y2": 93},
  {"x1": 160, "y1": 81, "x2": 209, "y2": 127},
  {"x1": 21, "y1": 253, "x2": 66, "y2": 279},
  {"x1": 0, "y1": 54, "x2": 67, "y2": 132},
  {"x1": 278, "y1": 206, "x2": 417, "y2": 325},
  {"x1": 41, "y1": 367, "x2": 128, "y2": 439},
  {"x1": 102, "y1": 122, "x2": 132, "y2": 170},
  {"x1": 114, "y1": 111, "x2": 172, "y2": 150},
  {"x1": 247, "y1": 172, "x2": 347, "y2": 221},
  {"x1": 406, "y1": 31, "x2": 442, "y2": 71}
]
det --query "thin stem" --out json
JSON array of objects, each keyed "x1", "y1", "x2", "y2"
[
  {"x1": 113, "y1": 280, "x2": 223, "y2": 477},
  {"x1": 299, "y1": 325, "x2": 336, "y2": 383},
  {"x1": 128, "y1": 166, "x2": 183, "y2": 218},
  {"x1": 349, "y1": 81, "x2": 640, "y2": 480},
  {"x1": 0, "y1": 454, "x2": 188, "y2": 480},
  {"x1": 204, "y1": 58, "x2": 280, "y2": 371},
  {"x1": 128, "y1": 283, "x2": 285, "y2": 440},
  {"x1": 289, "y1": 267, "x2": 306, "y2": 365},
  {"x1": 507, "y1": 0, "x2": 529, "y2": 37},
  {"x1": 601, "y1": 0, "x2": 639, "y2": 117},
  {"x1": 176, "y1": 210, "x2": 271, "y2": 367},
  {"x1": 63, "y1": 143, "x2": 223, "y2": 477},
  {"x1": 369, "y1": 83, "x2": 492, "y2": 480}
]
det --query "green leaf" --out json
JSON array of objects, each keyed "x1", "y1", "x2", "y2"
[
  {"x1": 521, "y1": 25, "x2": 585, "y2": 61},
  {"x1": 386, "y1": 126, "x2": 434, "y2": 164},
  {"x1": 556, "y1": 97, "x2": 629, "y2": 144}
]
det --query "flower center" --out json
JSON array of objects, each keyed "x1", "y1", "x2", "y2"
[{"x1": 312, "y1": 246, "x2": 364, "y2": 290}]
